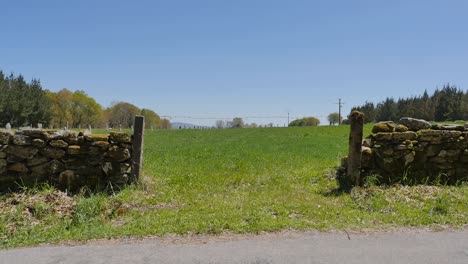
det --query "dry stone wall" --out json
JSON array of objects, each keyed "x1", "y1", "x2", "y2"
[
  {"x1": 0, "y1": 130, "x2": 136, "y2": 192},
  {"x1": 358, "y1": 118, "x2": 468, "y2": 183}
]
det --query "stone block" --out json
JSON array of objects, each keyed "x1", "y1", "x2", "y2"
[
  {"x1": 426, "y1": 144, "x2": 442, "y2": 156},
  {"x1": 382, "y1": 148, "x2": 394, "y2": 156},
  {"x1": 109, "y1": 132, "x2": 132, "y2": 143},
  {"x1": 399, "y1": 117, "x2": 431, "y2": 131},
  {"x1": 395, "y1": 124, "x2": 408, "y2": 132},
  {"x1": 6, "y1": 145, "x2": 39, "y2": 160},
  {"x1": 63, "y1": 132, "x2": 79, "y2": 144},
  {"x1": 89, "y1": 147, "x2": 102, "y2": 155},
  {"x1": 374, "y1": 133, "x2": 393, "y2": 142},
  {"x1": 49, "y1": 159, "x2": 65, "y2": 174},
  {"x1": 396, "y1": 144, "x2": 409, "y2": 150},
  {"x1": 361, "y1": 147, "x2": 373, "y2": 169},
  {"x1": 372, "y1": 121, "x2": 396, "y2": 133},
  {"x1": 50, "y1": 140, "x2": 68, "y2": 148},
  {"x1": 27, "y1": 156, "x2": 50, "y2": 167},
  {"x1": 20, "y1": 130, "x2": 49, "y2": 139},
  {"x1": 58, "y1": 170, "x2": 81, "y2": 190},
  {"x1": 87, "y1": 156, "x2": 103, "y2": 166},
  {"x1": 40, "y1": 147, "x2": 66, "y2": 159},
  {"x1": 417, "y1": 130, "x2": 442, "y2": 143},
  {"x1": 32, "y1": 138, "x2": 45, "y2": 147},
  {"x1": 13, "y1": 134, "x2": 32, "y2": 145},
  {"x1": 431, "y1": 124, "x2": 465, "y2": 131},
  {"x1": 85, "y1": 134, "x2": 109, "y2": 142},
  {"x1": 8, "y1": 162, "x2": 29, "y2": 173},
  {"x1": 0, "y1": 132, "x2": 11, "y2": 144},
  {"x1": 63, "y1": 157, "x2": 87, "y2": 169},
  {"x1": 393, "y1": 131, "x2": 417, "y2": 141},
  {"x1": 7, "y1": 155, "x2": 26, "y2": 163},
  {"x1": 0, "y1": 159, "x2": 6, "y2": 174},
  {"x1": 438, "y1": 149, "x2": 460, "y2": 159},
  {"x1": 403, "y1": 153, "x2": 415, "y2": 165},
  {"x1": 418, "y1": 130, "x2": 462, "y2": 142},
  {"x1": 30, "y1": 162, "x2": 51, "y2": 176},
  {"x1": 102, "y1": 161, "x2": 131, "y2": 178},
  {"x1": 93, "y1": 141, "x2": 110, "y2": 150},
  {"x1": 67, "y1": 145, "x2": 90, "y2": 155},
  {"x1": 120, "y1": 143, "x2": 132, "y2": 149},
  {"x1": 107, "y1": 146, "x2": 131, "y2": 161}
]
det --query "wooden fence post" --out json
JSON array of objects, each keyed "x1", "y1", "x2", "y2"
[
  {"x1": 347, "y1": 110, "x2": 364, "y2": 186},
  {"x1": 132, "y1": 115, "x2": 145, "y2": 182}
]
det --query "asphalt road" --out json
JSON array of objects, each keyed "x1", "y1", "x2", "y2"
[{"x1": 1, "y1": 230, "x2": 467, "y2": 264}]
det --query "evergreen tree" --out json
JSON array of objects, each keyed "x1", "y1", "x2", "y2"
[
  {"x1": 351, "y1": 86, "x2": 467, "y2": 122},
  {"x1": 420, "y1": 90, "x2": 435, "y2": 121},
  {"x1": 376, "y1": 98, "x2": 398, "y2": 122},
  {"x1": 352, "y1": 101, "x2": 376, "y2": 123},
  {"x1": 433, "y1": 85, "x2": 464, "y2": 121},
  {"x1": 0, "y1": 72, "x2": 51, "y2": 127}
]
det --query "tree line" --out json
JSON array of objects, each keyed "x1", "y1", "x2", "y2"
[
  {"x1": 288, "y1": 117, "x2": 320, "y2": 127},
  {"x1": 348, "y1": 84, "x2": 468, "y2": 123},
  {"x1": 0, "y1": 71, "x2": 170, "y2": 129},
  {"x1": 215, "y1": 118, "x2": 259, "y2": 128}
]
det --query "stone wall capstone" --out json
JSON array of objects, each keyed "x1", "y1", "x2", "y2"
[{"x1": 0, "y1": 129, "x2": 136, "y2": 192}]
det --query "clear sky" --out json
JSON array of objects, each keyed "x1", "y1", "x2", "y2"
[{"x1": 1, "y1": 0, "x2": 468, "y2": 126}]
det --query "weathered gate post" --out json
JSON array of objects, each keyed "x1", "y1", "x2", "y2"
[
  {"x1": 347, "y1": 110, "x2": 364, "y2": 186},
  {"x1": 132, "y1": 116, "x2": 145, "y2": 182}
]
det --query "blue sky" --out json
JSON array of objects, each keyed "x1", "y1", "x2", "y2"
[{"x1": 1, "y1": 0, "x2": 468, "y2": 126}]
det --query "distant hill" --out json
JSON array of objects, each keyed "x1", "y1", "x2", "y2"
[{"x1": 171, "y1": 122, "x2": 211, "y2": 129}]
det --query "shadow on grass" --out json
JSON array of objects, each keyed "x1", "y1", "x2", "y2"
[
  {"x1": 320, "y1": 167, "x2": 353, "y2": 197},
  {"x1": 320, "y1": 186, "x2": 351, "y2": 197},
  {"x1": 321, "y1": 167, "x2": 468, "y2": 198},
  {"x1": 0, "y1": 179, "x2": 135, "y2": 197}
]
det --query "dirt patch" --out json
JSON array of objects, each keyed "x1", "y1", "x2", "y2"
[{"x1": 0, "y1": 190, "x2": 76, "y2": 236}]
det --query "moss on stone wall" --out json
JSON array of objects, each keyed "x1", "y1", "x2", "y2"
[
  {"x1": 0, "y1": 130, "x2": 134, "y2": 192},
  {"x1": 358, "y1": 118, "x2": 468, "y2": 184}
]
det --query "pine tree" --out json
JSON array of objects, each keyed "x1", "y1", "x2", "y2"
[{"x1": 376, "y1": 98, "x2": 398, "y2": 122}]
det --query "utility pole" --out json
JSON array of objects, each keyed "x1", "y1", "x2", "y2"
[
  {"x1": 287, "y1": 113, "x2": 290, "y2": 125},
  {"x1": 337, "y1": 99, "x2": 344, "y2": 125}
]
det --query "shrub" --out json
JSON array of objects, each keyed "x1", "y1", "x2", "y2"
[{"x1": 288, "y1": 117, "x2": 320, "y2": 127}]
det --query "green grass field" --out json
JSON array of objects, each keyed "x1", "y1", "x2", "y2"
[{"x1": 1, "y1": 125, "x2": 467, "y2": 248}]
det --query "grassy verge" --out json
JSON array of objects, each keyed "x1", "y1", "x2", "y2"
[{"x1": 1, "y1": 125, "x2": 467, "y2": 248}]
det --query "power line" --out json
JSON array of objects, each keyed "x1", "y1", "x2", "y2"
[{"x1": 160, "y1": 115, "x2": 327, "y2": 120}]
